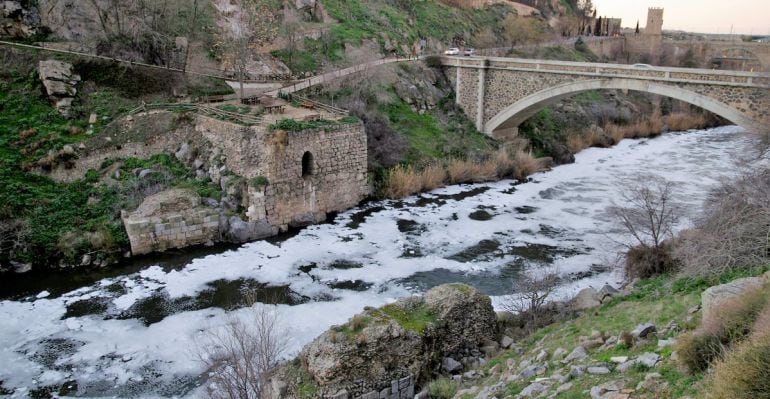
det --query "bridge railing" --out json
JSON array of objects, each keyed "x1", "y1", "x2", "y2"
[{"x1": 443, "y1": 56, "x2": 770, "y2": 87}]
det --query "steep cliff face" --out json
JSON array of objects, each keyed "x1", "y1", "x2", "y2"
[{"x1": 0, "y1": 0, "x2": 40, "y2": 38}]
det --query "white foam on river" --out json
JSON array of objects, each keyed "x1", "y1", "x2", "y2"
[{"x1": 0, "y1": 126, "x2": 759, "y2": 397}]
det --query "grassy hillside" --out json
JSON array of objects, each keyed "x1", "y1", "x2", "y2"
[
  {"x1": 427, "y1": 267, "x2": 770, "y2": 399},
  {"x1": 0, "y1": 49, "x2": 225, "y2": 270},
  {"x1": 272, "y1": 0, "x2": 518, "y2": 73}
]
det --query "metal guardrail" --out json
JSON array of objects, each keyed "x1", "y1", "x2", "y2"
[{"x1": 127, "y1": 103, "x2": 262, "y2": 125}]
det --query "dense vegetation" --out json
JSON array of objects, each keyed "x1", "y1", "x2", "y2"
[{"x1": 0, "y1": 50, "x2": 224, "y2": 269}]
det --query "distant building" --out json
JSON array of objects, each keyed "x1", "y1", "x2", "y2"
[
  {"x1": 645, "y1": 7, "x2": 664, "y2": 35},
  {"x1": 598, "y1": 17, "x2": 623, "y2": 36}
]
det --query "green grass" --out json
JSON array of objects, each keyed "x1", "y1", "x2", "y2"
[
  {"x1": 465, "y1": 270, "x2": 770, "y2": 398},
  {"x1": 283, "y1": 0, "x2": 514, "y2": 73},
  {"x1": 378, "y1": 303, "x2": 437, "y2": 334},
  {"x1": 0, "y1": 70, "x2": 222, "y2": 267},
  {"x1": 383, "y1": 95, "x2": 492, "y2": 163},
  {"x1": 269, "y1": 118, "x2": 352, "y2": 132}
]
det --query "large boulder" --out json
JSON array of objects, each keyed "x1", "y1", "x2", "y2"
[
  {"x1": 424, "y1": 283, "x2": 497, "y2": 356},
  {"x1": 571, "y1": 287, "x2": 602, "y2": 310},
  {"x1": 702, "y1": 273, "x2": 770, "y2": 321},
  {"x1": 38, "y1": 60, "x2": 81, "y2": 118},
  {"x1": 299, "y1": 284, "x2": 496, "y2": 397}
]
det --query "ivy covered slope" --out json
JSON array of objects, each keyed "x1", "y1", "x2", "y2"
[{"x1": 0, "y1": 49, "x2": 228, "y2": 271}]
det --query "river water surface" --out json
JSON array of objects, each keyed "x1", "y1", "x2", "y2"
[{"x1": 0, "y1": 126, "x2": 758, "y2": 398}]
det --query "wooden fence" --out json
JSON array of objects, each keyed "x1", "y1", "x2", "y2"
[{"x1": 127, "y1": 103, "x2": 262, "y2": 125}]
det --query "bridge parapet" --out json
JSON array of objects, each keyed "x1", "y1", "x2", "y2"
[{"x1": 442, "y1": 56, "x2": 770, "y2": 88}]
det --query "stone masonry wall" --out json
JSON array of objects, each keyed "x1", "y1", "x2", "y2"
[
  {"x1": 72, "y1": 112, "x2": 371, "y2": 256},
  {"x1": 122, "y1": 189, "x2": 220, "y2": 255},
  {"x1": 444, "y1": 56, "x2": 770, "y2": 133},
  {"x1": 259, "y1": 123, "x2": 369, "y2": 229}
]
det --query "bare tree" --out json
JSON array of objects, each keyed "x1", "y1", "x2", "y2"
[
  {"x1": 609, "y1": 176, "x2": 681, "y2": 251},
  {"x1": 503, "y1": 269, "x2": 561, "y2": 330},
  {"x1": 196, "y1": 301, "x2": 288, "y2": 399},
  {"x1": 608, "y1": 176, "x2": 682, "y2": 278}
]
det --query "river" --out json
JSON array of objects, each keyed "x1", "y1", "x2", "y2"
[{"x1": 0, "y1": 125, "x2": 758, "y2": 398}]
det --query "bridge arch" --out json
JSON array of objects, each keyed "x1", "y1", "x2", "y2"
[{"x1": 485, "y1": 78, "x2": 760, "y2": 136}]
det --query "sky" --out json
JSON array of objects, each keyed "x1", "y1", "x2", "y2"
[{"x1": 592, "y1": 0, "x2": 770, "y2": 35}]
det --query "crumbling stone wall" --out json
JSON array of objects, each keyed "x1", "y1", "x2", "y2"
[
  {"x1": 121, "y1": 189, "x2": 220, "y2": 255},
  {"x1": 104, "y1": 114, "x2": 368, "y2": 255}
]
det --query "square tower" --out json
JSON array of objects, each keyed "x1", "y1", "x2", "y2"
[{"x1": 645, "y1": 7, "x2": 664, "y2": 35}]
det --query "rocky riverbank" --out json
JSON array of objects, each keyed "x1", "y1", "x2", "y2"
[{"x1": 267, "y1": 270, "x2": 770, "y2": 399}]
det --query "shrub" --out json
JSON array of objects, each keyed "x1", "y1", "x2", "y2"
[
  {"x1": 385, "y1": 165, "x2": 422, "y2": 199},
  {"x1": 702, "y1": 286, "x2": 770, "y2": 344},
  {"x1": 420, "y1": 163, "x2": 446, "y2": 192},
  {"x1": 666, "y1": 112, "x2": 707, "y2": 132},
  {"x1": 490, "y1": 148, "x2": 516, "y2": 178},
  {"x1": 677, "y1": 331, "x2": 724, "y2": 373},
  {"x1": 707, "y1": 331, "x2": 770, "y2": 399},
  {"x1": 511, "y1": 150, "x2": 543, "y2": 181},
  {"x1": 624, "y1": 243, "x2": 678, "y2": 279},
  {"x1": 678, "y1": 285, "x2": 770, "y2": 374},
  {"x1": 674, "y1": 168, "x2": 770, "y2": 276},
  {"x1": 567, "y1": 134, "x2": 586, "y2": 154},
  {"x1": 251, "y1": 176, "x2": 269, "y2": 188},
  {"x1": 428, "y1": 378, "x2": 459, "y2": 399},
  {"x1": 446, "y1": 158, "x2": 497, "y2": 184}
]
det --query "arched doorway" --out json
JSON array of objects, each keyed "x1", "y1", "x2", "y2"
[{"x1": 301, "y1": 151, "x2": 315, "y2": 177}]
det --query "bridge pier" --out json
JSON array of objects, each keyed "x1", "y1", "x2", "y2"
[{"x1": 476, "y1": 65, "x2": 486, "y2": 132}]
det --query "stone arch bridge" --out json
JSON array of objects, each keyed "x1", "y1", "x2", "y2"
[{"x1": 441, "y1": 56, "x2": 770, "y2": 138}]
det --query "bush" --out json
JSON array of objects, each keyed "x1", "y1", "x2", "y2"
[
  {"x1": 677, "y1": 285, "x2": 770, "y2": 374},
  {"x1": 666, "y1": 112, "x2": 708, "y2": 132},
  {"x1": 675, "y1": 168, "x2": 770, "y2": 276},
  {"x1": 512, "y1": 150, "x2": 544, "y2": 181},
  {"x1": 677, "y1": 331, "x2": 724, "y2": 373},
  {"x1": 420, "y1": 163, "x2": 447, "y2": 192},
  {"x1": 707, "y1": 331, "x2": 770, "y2": 399},
  {"x1": 624, "y1": 243, "x2": 678, "y2": 279},
  {"x1": 446, "y1": 158, "x2": 497, "y2": 184},
  {"x1": 428, "y1": 378, "x2": 459, "y2": 399},
  {"x1": 384, "y1": 165, "x2": 423, "y2": 199},
  {"x1": 702, "y1": 286, "x2": 770, "y2": 344}
]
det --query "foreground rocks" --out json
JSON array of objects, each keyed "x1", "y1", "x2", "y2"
[
  {"x1": 701, "y1": 271, "x2": 770, "y2": 321},
  {"x1": 271, "y1": 284, "x2": 497, "y2": 398}
]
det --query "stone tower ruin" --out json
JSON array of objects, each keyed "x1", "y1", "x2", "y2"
[{"x1": 645, "y1": 7, "x2": 664, "y2": 35}]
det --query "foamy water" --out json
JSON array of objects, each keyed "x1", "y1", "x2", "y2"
[{"x1": 0, "y1": 126, "x2": 758, "y2": 397}]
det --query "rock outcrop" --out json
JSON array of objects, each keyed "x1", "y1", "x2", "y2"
[
  {"x1": 38, "y1": 60, "x2": 81, "y2": 118},
  {"x1": 701, "y1": 272, "x2": 770, "y2": 321},
  {"x1": 281, "y1": 284, "x2": 497, "y2": 398},
  {"x1": 0, "y1": 1, "x2": 40, "y2": 38}
]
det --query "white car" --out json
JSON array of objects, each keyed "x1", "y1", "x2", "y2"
[
  {"x1": 444, "y1": 47, "x2": 460, "y2": 56},
  {"x1": 632, "y1": 63, "x2": 653, "y2": 69}
]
